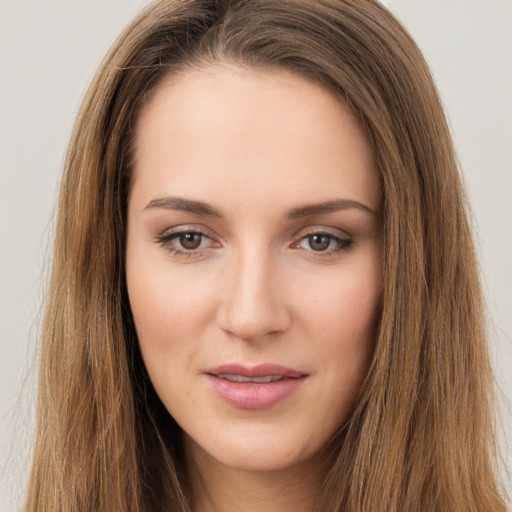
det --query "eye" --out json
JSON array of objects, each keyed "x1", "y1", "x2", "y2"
[
  {"x1": 156, "y1": 229, "x2": 220, "y2": 257},
  {"x1": 176, "y1": 232, "x2": 205, "y2": 250},
  {"x1": 305, "y1": 234, "x2": 334, "y2": 252},
  {"x1": 292, "y1": 231, "x2": 352, "y2": 255}
]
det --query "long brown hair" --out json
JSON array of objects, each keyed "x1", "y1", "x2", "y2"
[{"x1": 25, "y1": 1, "x2": 507, "y2": 511}]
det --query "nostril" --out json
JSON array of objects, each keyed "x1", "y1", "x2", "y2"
[
  {"x1": 218, "y1": 305, "x2": 291, "y2": 342},
  {"x1": 216, "y1": 256, "x2": 292, "y2": 340}
]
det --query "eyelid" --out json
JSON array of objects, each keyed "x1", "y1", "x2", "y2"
[
  {"x1": 157, "y1": 224, "x2": 221, "y2": 242},
  {"x1": 155, "y1": 224, "x2": 353, "y2": 258},
  {"x1": 154, "y1": 224, "x2": 223, "y2": 257},
  {"x1": 293, "y1": 225, "x2": 352, "y2": 240},
  {"x1": 289, "y1": 225, "x2": 353, "y2": 255}
]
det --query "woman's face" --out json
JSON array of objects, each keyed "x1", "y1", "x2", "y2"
[{"x1": 126, "y1": 64, "x2": 382, "y2": 474}]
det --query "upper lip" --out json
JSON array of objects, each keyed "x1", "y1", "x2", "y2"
[{"x1": 205, "y1": 363, "x2": 307, "y2": 378}]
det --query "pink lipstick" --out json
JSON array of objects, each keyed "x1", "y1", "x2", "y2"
[{"x1": 204, "y1": 364, "x2": 308, "y2": 410}]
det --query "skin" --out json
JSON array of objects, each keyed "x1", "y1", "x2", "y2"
[{"x1": 126, "y1": 63, "x2": 382, "y2": 512}]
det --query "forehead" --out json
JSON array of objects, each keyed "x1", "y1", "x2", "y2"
[{"x1": 131, "y1": 63, "x2": 380, "y2": 214}]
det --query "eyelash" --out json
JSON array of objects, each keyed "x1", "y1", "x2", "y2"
[
  {"x1": 155, "y1": 230, "x2": 214, "y2": 259},
  {"x1": 155, "y1": 228, "x2": 353, "y2": 259},
  {"x1": 292, "y1": 230, "x2": 353, "y2": 256}
]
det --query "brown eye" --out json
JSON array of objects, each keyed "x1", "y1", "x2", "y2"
[
  {"x1": 308, "y1": 234, "x2": 331, "y2": 251},
  {"x1": 156, "y1": 229, "x2": 219, "y2": 257},
  {"x1": 293, "y1": 231, "x2": 352, "y2": 256},
  {"x1": 179, "y1": 232, "x2": 203, "y2": 250}
]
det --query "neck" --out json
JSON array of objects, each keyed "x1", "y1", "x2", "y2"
[{"x1": 185, "y1": 440, "x2": 329, "y2": 512}]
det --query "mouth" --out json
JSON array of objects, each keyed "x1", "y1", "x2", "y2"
[
  {"x1": 204, "y1": 363, "x2": 308, "y2": 410},
  {"x1": 214, "y1": 374, "x2": 287, "y2": 383}
]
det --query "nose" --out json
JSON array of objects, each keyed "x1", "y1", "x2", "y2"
[{"x1": 216, "y1": 247, "x2": 291, "y2": 342}]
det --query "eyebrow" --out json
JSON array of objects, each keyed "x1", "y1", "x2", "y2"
[
  {"x1": 144, "y1": 196, "x2": 375, "y2": 218},
  {"x1": 286, "y1": 199, "x2": 375, "y2": 219},
  {"x1": 144, "y1": 197, "x2": 222, "y2": 217}
]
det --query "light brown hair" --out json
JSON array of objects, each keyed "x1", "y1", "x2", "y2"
[{"x1": 25, "y1": 1, "x2": 507, "y2": 511}]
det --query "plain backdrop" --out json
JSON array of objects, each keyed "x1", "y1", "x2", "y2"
[{"x1": 1, "y1": 1, "x2": 511, "y2": 510}]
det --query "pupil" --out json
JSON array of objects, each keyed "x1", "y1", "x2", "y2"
[
  {"x1": 309, "y1": 234, "x2": 330, "y2": 251},
  {"x1": 180, "y1": 233, "x2": 201, "y2": 250}
]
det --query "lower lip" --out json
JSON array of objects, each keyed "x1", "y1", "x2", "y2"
[{"x1": 205, "y1": 374, "x2": 307, "y2": 410}]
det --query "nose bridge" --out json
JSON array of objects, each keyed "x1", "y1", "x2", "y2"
[{"x1": 218, "y1": 241, "x2": 290, "y2": 341}]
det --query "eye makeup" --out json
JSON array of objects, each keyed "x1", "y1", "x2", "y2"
[{"x1": 154, "y1": 226, "x2": 353, "y2": 260}]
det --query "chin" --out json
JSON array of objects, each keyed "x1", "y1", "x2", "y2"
[{"x1": 184, "y1": 423, "x2": 328, "y2": 475}]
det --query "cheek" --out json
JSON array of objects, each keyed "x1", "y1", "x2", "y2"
[
  {"x1": 297, "y1": 255, "x2": 382, "y2": 402},
  {"x1": 126, "y1": 271, "x2": 209, "y2": 413},
  {"x1": 299, "y1": 255, "x2": 381, "y2": 345},
  {"x1": 125, "y1": 251, "x2": 218, "y2": 380},
  {"x1": 127, "y1": 249, "x2": 213, "y2": 330},
  {"x1": 320, "y1": 294, "x2": 378, "y2": 389}
]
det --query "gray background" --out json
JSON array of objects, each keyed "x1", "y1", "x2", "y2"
[{"x1": 1, "y1": 0, "x2": 510, "y2": 509}]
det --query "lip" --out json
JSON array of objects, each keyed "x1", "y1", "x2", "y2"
[{"x1": 204, "y1": 363, "x2": 308, "y2": 410}]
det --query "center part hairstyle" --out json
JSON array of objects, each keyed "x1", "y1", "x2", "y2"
[{"x1": 26, "y1": 1, "x2": 506, "y2": 511}]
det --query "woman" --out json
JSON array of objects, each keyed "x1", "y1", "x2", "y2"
[{"x1": 25, "y1": 0, "x2": 507, "y2": 511}]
